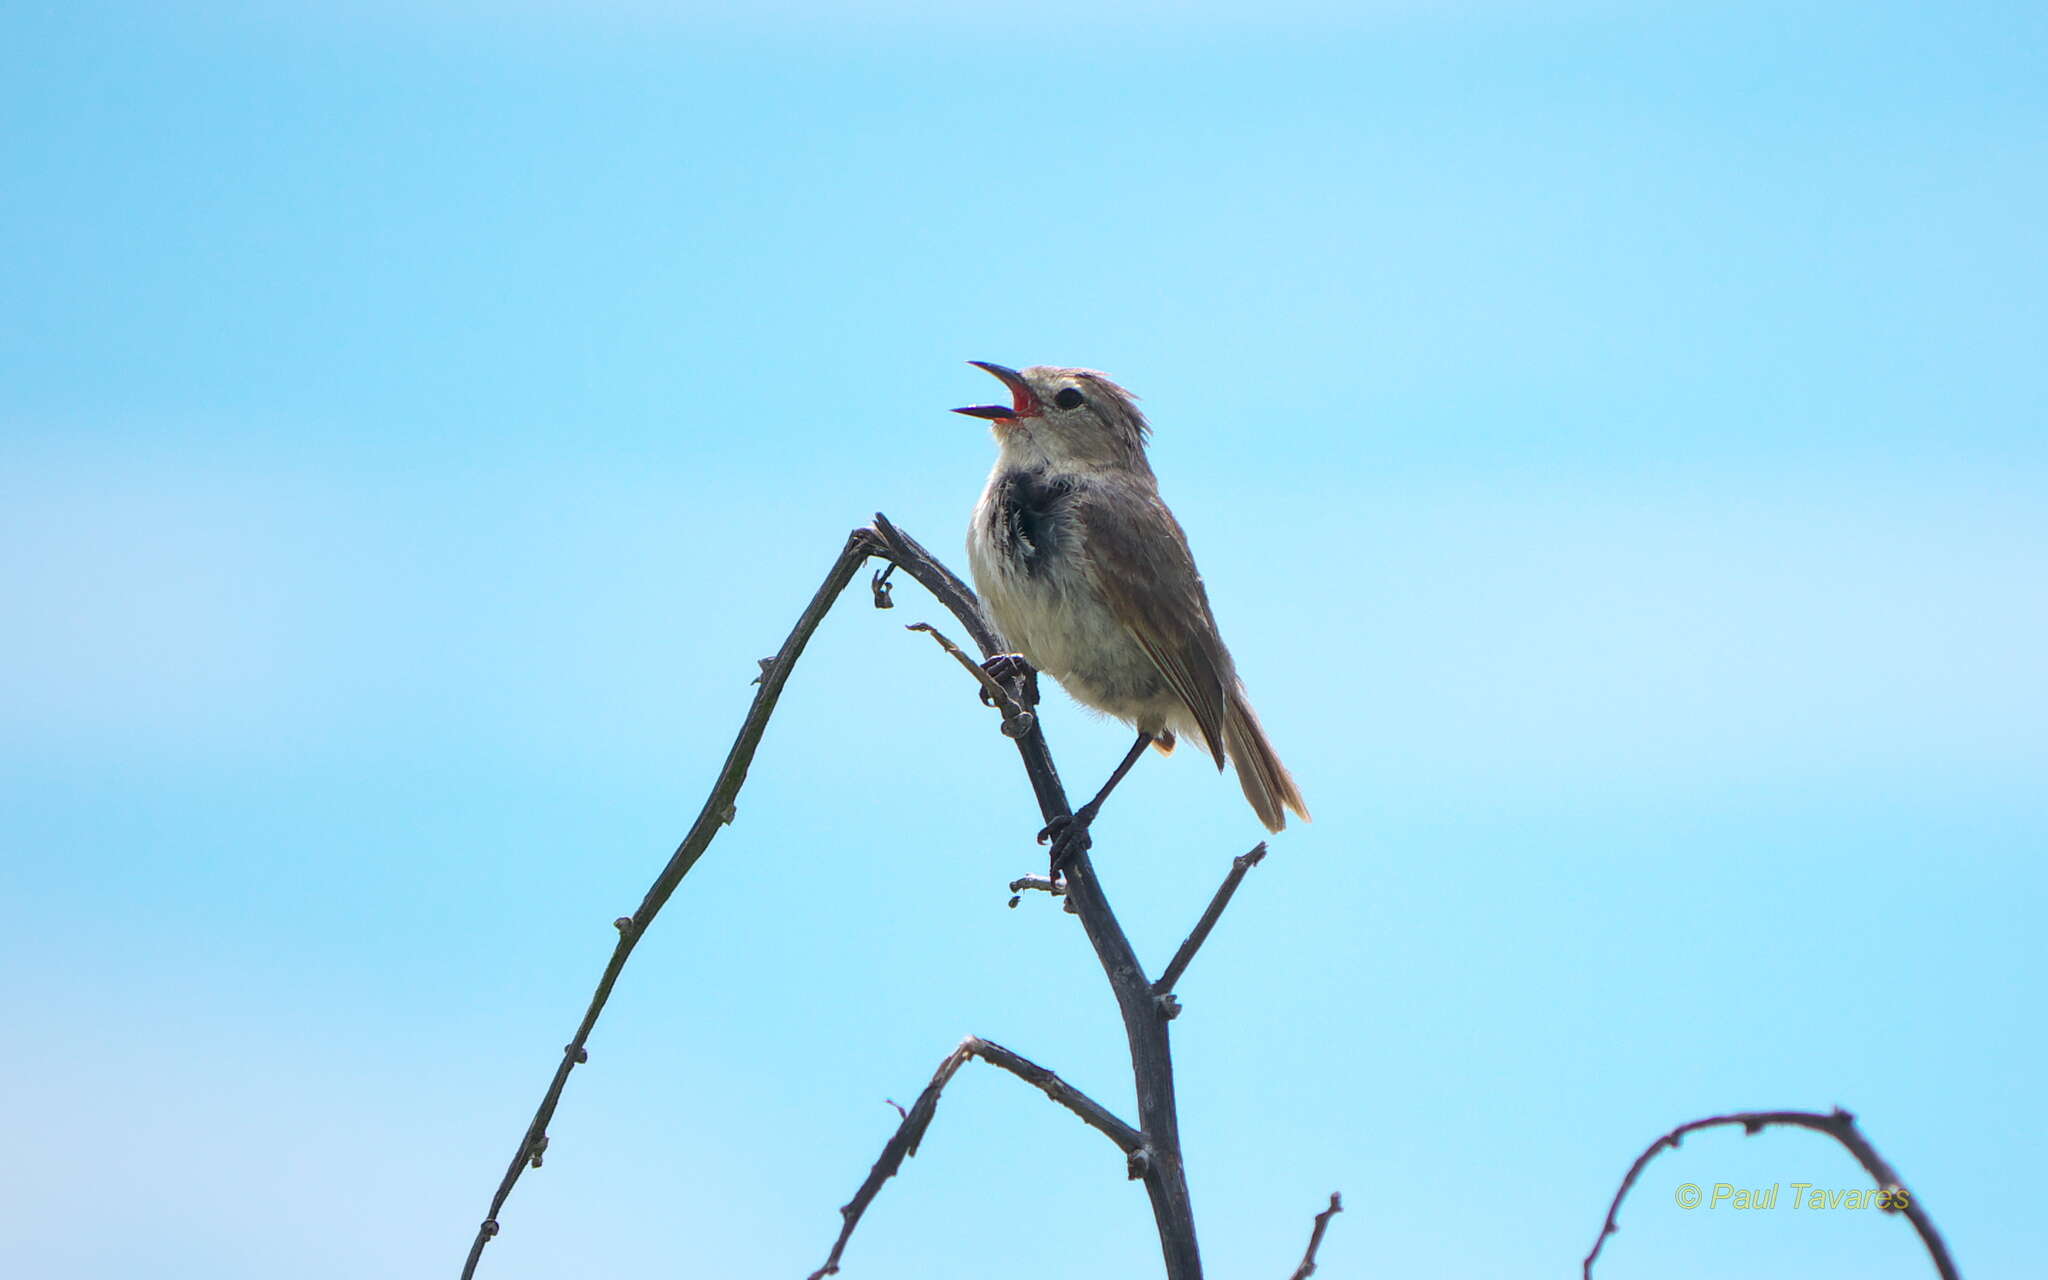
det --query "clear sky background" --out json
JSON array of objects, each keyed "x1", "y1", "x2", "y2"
[{"x1": 3, "y1": 2, "x2": 2042, "y2": 1278}]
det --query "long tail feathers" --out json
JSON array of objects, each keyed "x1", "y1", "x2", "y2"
[{"x1": 1222, "y1": 689, "x2": 1309, "y2": 833}]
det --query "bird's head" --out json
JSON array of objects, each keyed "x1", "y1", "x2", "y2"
[{"x1": 953, "y1": 362, "x2": 1152, "y2": 474}]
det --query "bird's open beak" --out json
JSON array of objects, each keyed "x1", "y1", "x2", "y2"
[{"x1": 952, "y1": 361, "x2": 1041, "y2": 421}]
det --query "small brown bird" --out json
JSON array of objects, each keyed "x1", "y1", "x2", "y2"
[{"x1": 955, "y1": 362, "x2": 1308, "y2": 859}]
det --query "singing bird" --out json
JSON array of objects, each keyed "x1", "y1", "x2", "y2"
[{"x1": 955, "y1": 362, "x2": 1308, "y2": 858}]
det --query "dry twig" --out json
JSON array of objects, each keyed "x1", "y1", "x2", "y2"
[
  {"x1": 808, "y1": 1036, "x2": 1142, "y2": 1279},
  {"x1": 903, "y1": 620, "x2": 1034, "y2": 735},
  {"x1": 1583, "y1": 1107, "x2": 1958, "y2": 1280},
  {"x1": 1154, "y1": 843, "x2": 1268, "y2": 996},
  {"x1": 464, "y1": 515, "x2": 1292, "y2": 1280},
  {"x1": 459, "y1": 529, "x2": 879, "y2": 1280},
  {"x1": 864, "y1": 514, "x2": 1206, "y2": 1277},
  {"x1": 1288, "y1": 1193, "x2": 1344, "y2": 1280}
]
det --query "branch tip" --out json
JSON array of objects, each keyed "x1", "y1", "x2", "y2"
[
  {"x1": 1288, "y1": 1191, "x2": 1344, "y2": 1280},
  {"x1": 1154, "y1": 840, "x2": 1272, "y2": 996},
  {"x1": 899, "y1": 619, "x2": 1035, "y2": 731}
]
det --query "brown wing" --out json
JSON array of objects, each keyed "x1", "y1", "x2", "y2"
[{"x1": 1076, "y1": 484, "x2": 1234, "y2": 769}]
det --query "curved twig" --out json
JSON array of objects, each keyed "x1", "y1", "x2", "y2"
[
  {"x1": 808, "y1": 1036, "x2": 1143, "y2": 1278},
  {"x1": 1583, "y1": 1107, "x2": 1958, "y2": 1280}
]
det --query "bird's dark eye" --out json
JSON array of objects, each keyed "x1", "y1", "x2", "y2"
[{"x1": 1054, "y1": 387, "x2": 1085, "y2": 410}]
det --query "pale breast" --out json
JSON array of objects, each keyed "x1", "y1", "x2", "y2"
[{"x1": 968, "y1": 466, "x2": 1181, "y2": 728}]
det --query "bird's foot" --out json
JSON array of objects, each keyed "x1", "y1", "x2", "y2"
[
  {"x1": 979, "y1": 653, "x2": 1039, "y2": 708},
  {"x1": 1037, "y1": 810, "x2": 1095, "y2": 870}
]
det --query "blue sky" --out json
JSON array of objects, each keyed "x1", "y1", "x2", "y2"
[{"x1": 3, "y1": 2, "x2": 2042, "y2": 1277}]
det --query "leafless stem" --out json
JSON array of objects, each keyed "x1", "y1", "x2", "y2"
[
  {"x1": 868, "y1": 513, "x2": 1204, "y2": 1279},
  {"x1": 463, "y1": 509, "x2": 1966, "y2": 1280},
  {"x1": 1288, "y1": 1193, "x2": 1344, "y2": 1280},
  {"x1": 1153, "y1": 843, "x2": 1268, "y2": 996},
  {"x1": 809, "y1": 1036, "x2": 1142, "y2": 1279},
  {"x1": 466, "y1": 516, "x2": 1209, "y2": 1280},
  {"x1": 459, "y1": 529, "x2": 879, "y2": 1280},
  {"x1": 1583, "y1": 1107, "x2": 1958, "y2": 1280},
  {"x1": 903, "y1": 621, "x2": 1034, "y2": 735},
  {"x1": 973, "y1": 1038, "x2": 1144, "y2": 1153}
]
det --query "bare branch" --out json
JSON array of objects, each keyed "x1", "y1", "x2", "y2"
[
  {"x1": 1008, "y1": 873, "x2": 1066, "y2": 897},
  {"x1": 973, "y1": 1038, "x2": 1145, "y2": 1154},
  {"x1": 461, "y1": 529, "x2": 880, "y2": 1280},
  {"x1": 1288, "y1": 1193, "x2": 1344, "y2": 1280},
  {"x1": 868, "y1": 513, "x2": 1003, "y2": 653},
  {"x1": 1583, "y1": 1107, "x2": 1958, "y2": 1280},
  {"x1": 1154, "y1": 844, "x2": 1269, "y2": 996},
  {"x1": 468, "y1": 515, "x2": 1206, "y2": 1280},
  {"x1": 867, "y1": 513, "x2": 1204, "y2": 1279},
  {"x1": 1007, "y1": 874, "x2": 1071, "y2": 913},
  {"x1": 809, "y1": 1036, "x2": 1141, "y2": 1279},
  {"x1": 903, "y1": 621, "x2": 1034, "y2": 736},
  {"x1": 807, "y1": 1042, "x2": 968, "y2": 1280}
]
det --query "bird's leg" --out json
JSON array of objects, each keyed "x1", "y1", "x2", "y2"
[
  {"x1": 1040, "y1": 731, "x2": 1153, "y2": 873},
  {"x1": 979, "y1": 653, "x2": 1039, "y2": 708}
]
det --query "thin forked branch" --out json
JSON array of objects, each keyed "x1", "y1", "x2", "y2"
[
  {"x1": 466, "y1": 514, "x2": 1223, "y2": 1280},
  {"x1": 808, "y1": 1036, "x2": 1143, "y2": 1279},
  {"x1": 868, "y1": 513, "x2": 1203, "y2": 1280},
  {"x1": 1154, "y1": 843, "x2": 1269, "y2": 996},
  {"x1": 1583, "y1": 1107, "x2": 1958, "y2": 1280}
]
